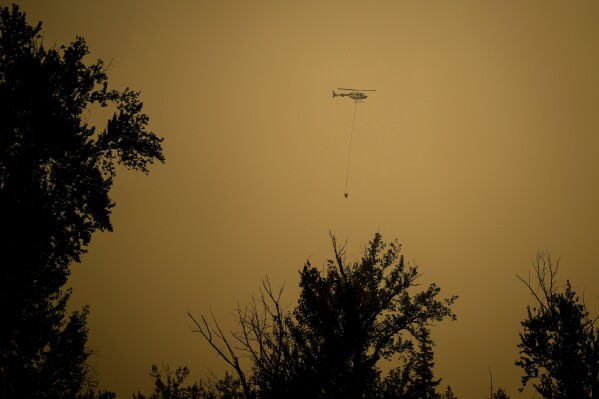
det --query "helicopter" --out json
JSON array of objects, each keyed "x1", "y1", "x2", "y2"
[{"x1": 332, "y1": 88, "x2": 376, "y2": 102}]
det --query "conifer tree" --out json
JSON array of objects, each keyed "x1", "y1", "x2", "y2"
[
  {"x1": 492, "y1": 387, "x2": 510, "y2": 399},
  {"x1": 411, "y1": 326, "x2": 441, "y2": 399},
  {"x1": 441, "y1": 386, "x2": 458, "y2": 399}
]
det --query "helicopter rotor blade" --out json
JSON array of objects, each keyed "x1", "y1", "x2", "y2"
[{"x1": 338, "y1": 88, "x2": 376, "y2": 91}]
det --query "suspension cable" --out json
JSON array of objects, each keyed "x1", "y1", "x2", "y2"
[{"x1": 344, "y1": 101, "x2": 358, "y2": 198}]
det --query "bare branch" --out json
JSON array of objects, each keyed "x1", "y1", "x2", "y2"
[
  {"x1": 329, "y1": 230, "x2": 347, "y2": 278},
  {"x1": 516, "y1": 251, "x2": 561, "y2": 312},
  {"x1": 188, "y1": 276, "x2": 291, "y2": 399},
  {"x1": 187, "y1": 310, "x2": 252, "y2": 399}
]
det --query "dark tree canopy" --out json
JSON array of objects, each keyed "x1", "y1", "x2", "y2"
[
  {"x1": 191, "y1": 233, "x2": 457, "y2": 399},
  {"x1": 283, "y1": 234, "x2": 455, "y2": 399},
  {"x1": 516, "y1": 253, "x2": 599, "y2": 399},
  {"x1": 0, "y1": 4, "x2": 164, "y2": 398},
  {"x1": 133, "y1": 364, "x2": 244, "y2": 399},
  {"x1": 0, "y1": 3, "x2": 164, "y2": 278}
]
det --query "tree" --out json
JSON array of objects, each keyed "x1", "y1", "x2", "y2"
[
  {"x1": 211, "y1": 373, "x2": 245, "y2": 399},
  {"x1": 491, "y1": 387, "x2": 510, "y2": 399},
  {"x1": 285, "y1": 233, "x2": 456, "y2": 399},
  {"x1": 133, "y1": 364, "x2": 244, "y2": 399},
  {"x1": 0, "y1": 5, "x2": 165, "y2": 398},
  {"x1": 133, "y1": 364, "x2": 203, "y2": 399},
  {"x1": 381, "y1": 364, "x2": 414, "y2": 399},
  {"x1": 516, "y1": 252, "x2": 599, "y2": 399},
  {"x1": 381, "y1": 326, "x2": 441, "y2": 399},
  {"x1": 440, "y1": 386, "x2": 458, "y2": 399},
  {"x1": 191, "y1": 233, "x2": 457, "y2": 399},
  {"x1": 189, "y1": 277, "x2": 287, "y2": 399},
  {"x1": 79, "y1": 389, "x2": 117, "y2": 399},
  {"x1": 486, "y1": 367, "x2": 509, "y2": 399},
  {"x1": 402, "y1": 325, "x2": 442, "y2": 399}
]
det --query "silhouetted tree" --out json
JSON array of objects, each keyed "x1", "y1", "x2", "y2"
[
  {"x1": 133, "y1": 365, "x2": 244, "y2": 399},
  {"x1": 381, "y1": 364, "x2": 414, "y2": 399},
  {"x1": 440, "y1": 386, "x2": 458, "y2": 399},
  {"x1": 516, "y1": 253, "x2": 599, "y2": 399},
  {"x1": 381, "y1": 326, "x2": 441, "y2": 399},
  {"x1": 402, "y1": 325, "x2": 441, "y2": 399},
  {"x1": 0, "y1": 4, "x2": 164, "y2": 398},
  {"x1": 189, "y1": 277, "x2": 285, "y2": 399},
  {"x1": 486, "y1": 367, "x2": 510, "y2": 399},
  {"x1": 133, "y1": 364, "x2": 202, "y2": 399},
  {"x1": 211, "y1": 373, "x2": 245, "y2": 399},
  {"x1": 284, "y1": 233, "x2": 455, "y2": 399},
  {"x1": 191, "y1": 233, "x2": 457, "y2": 399},
  {"x1": 79, "y1": 389, "x2": 117, "y2": 399},
  {"x1": 491, "y1": 387, "x2": 510, "y2": 399}
]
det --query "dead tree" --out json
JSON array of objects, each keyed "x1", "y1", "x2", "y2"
[{"x1": 188, "y1": 277, "x2": 289, "y2": 399}]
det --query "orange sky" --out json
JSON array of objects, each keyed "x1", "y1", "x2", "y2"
[{"x1": 15, "y1": 1, "x2": 599, "y2": 398}]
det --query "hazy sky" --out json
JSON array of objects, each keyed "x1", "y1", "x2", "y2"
[{"x1": 14, "y1": 1, "x2": 599, "y2": 398}]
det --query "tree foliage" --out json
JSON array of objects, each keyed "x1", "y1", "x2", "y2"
[
  {"x1": 400, "y1": 326, "x2": 442, "y2": 399},
  {"x1": 191, "y1": 233, "x2": 457, "y2": 399},
  {"x1": 491, "y1": 387, "x2": 510, "y2": 399},
  {"x1": 440, "y1": 386, "x2": 458, "y2": 399},
  {"x1": 0, "y1": 4, "x2": 164, "y2": 398},
  {"x1": 381, "y1": 325, "x2": 441, "y2": 399},
  {"x1": 133, "y1": 365, "x2": 244, "y2": 399},
  {"x1": 516, "y1": 253, "x2": 599, "y2": 399}
]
